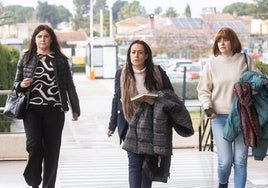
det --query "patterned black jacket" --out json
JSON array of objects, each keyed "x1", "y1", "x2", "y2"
[{"x1": 13, "y1": 53, "x2": 80, "y2": 116}]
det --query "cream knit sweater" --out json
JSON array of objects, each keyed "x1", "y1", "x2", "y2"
[
  {"x1": 197, "y1": 53, "x2": 257, "y2": 114},
  {"x1": 133, "y1": 67, "x2": 148, "y2": 94}
]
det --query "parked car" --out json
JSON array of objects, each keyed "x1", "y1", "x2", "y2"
[
  {"x1": 167, "y1": 59, "x2": 192, "y2": 71},
  {"x1": 177, "y1": 64, "x2": 201, "y2": 80},
  {"x1": 154, "y1": 59, "x2": 170, "y2": 70},
  {"x1": 166, "y1": 70, "x2": 184, "y2": 81}
]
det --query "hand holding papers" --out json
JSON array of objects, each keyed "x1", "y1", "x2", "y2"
[{"x1": 130, "y1": 93, "x2": 158, "y2": 104}]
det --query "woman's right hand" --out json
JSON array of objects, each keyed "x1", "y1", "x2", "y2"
[
  {"x1": 107, "y1": 129, "x2": 114, "y2": 137},
  {"x1": 142, "y1": 97, "x2": 155, "y2": 105},
  {"x1": 204, "y1": 108, "x2": 217, "y2": 119},
  {"x1": 20, "y1": 78, "x2": 33, "y2": 88}
]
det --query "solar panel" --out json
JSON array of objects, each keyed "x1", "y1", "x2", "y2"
[
  {"x1": 170, "y1": 17, "x2": 249, "y2": 34},
  {"x1": 212, "y1": 21, "x2": 249, "y2": 34},
  {"x1": 171, "y1": 18, "x2": 203, "y2": 29}
]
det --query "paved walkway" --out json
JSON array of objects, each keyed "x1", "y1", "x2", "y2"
[{"x1": 0, "y1": 73, "x2": 268, "y2": 188}]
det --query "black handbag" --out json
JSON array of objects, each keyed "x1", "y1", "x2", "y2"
[{"x1": 3, "y1": 88, "x2": 27, "y2": 119}]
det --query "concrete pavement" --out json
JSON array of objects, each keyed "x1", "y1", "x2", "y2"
[{"x1": 0, "y1": 73, "x2": 268, "y2": 188}]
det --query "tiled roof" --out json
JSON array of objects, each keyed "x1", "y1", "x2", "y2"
[
  {"x1": 201, "y1": 13, "x2": 236, "y2": 22},
  {"x1": 55, "y1": 30, "x2": 88, "y2": 42},
  {"x1": 264, "y1": 19, "x2": 268, "y2": 24},
  {"x1": 200, "y1": 13, "x2": 250, "y2": 34},
  {"x1": 115, "y1": 13, "x2": 251, "y2": 41},
  {"x1": 116, "y1": 16, "x2": 149, "y2": 26}
]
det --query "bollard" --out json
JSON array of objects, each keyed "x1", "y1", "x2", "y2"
[{"x1": 90, "y1": 70, "x2": 95, "y2": 80}]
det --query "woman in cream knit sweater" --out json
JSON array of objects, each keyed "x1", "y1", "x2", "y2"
[{"x1": 197, "y1": 27, "x2": 257, "y2": 188}]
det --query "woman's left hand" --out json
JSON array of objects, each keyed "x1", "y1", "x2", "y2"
[
  {"x1": 20, "y1": 78, "x2": 33, "y2": 88},
  {"x1": 72, "y1": 113, "x2": 79, "y2": 121},
  {"x1": 143, "y1": 97, "x2": 155, "y2": 105}
]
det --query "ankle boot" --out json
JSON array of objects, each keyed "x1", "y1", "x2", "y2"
[{"x1": 218, "y1": 183, "x2": 228, "y2": 188}]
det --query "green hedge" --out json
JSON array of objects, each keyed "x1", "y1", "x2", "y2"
[
  {"x1": 72, "y1": 64, "x2": 85, "y2": 73},
  {"x1": 0, "y1": 44, "x2": 20, "y2": 132},
  {"x1": 256, "y1": 61, "x2": 268, "y2": 75},
  {"x1": 171, "y1": 80, "x2": 198, "y2": 100},
  {"x1": 0, "y1": 44, "x2": 19, "y2": 89}
]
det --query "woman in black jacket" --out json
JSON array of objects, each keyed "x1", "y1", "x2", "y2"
[
  {"x1": 107, "y1": 40, "x2": 174, "y2": 188},
  {"x1": 14, "y1": 24, "x2": 80, "y2": 188}
]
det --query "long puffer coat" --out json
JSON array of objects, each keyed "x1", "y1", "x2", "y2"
[{"x1": 122, "y1": 89, "x2": 193, "y2": 182}]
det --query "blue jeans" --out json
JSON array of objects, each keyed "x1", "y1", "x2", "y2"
[
  {"x1": 211, "y1": 114, "x2": 248, "y2": 188},
  {"x1": 127, "y1": 151, "x2": 152, "y2": 188}
]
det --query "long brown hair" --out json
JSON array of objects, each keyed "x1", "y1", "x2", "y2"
[
  {"x1": 120, "y1": 40, "x2": 163, "y2": 122},
  {"x1": 124, "y1": 40, "x2": 162, "y2": 91},
  {"x1": 23, "y1": 24, "x2": 67, "y2": 64},
  {"x1": 212, "y1": 27, "x2": 242, "y2": 56}
]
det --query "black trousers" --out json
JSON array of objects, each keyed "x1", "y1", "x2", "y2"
[{"x1": 23, "y1": 105, "x2": 65, "y2": 188}]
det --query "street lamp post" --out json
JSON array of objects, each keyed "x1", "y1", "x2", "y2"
[{"x1": 90, "y1": 0, "x2": 95, "y2": 80}]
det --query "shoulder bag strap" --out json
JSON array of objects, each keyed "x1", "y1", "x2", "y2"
[{"x1": 244, "y1": 53, "x2": 248, "y2": 71}]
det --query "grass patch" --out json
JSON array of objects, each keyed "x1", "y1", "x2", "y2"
[{"x1": 189, "y1": 109, "x2": 202, "y2": 131}]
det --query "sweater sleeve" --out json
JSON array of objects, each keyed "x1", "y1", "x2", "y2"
[{"x1": 197, "y1": 61, "x2": 213, "y2": 110}]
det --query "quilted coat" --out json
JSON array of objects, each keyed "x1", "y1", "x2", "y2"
[
  {"x1": 13, "y1": 53, "x2": 80, "y2": 116},
  {"x1": 122, "y1": 89, "x2": 194, "y2": 182}
]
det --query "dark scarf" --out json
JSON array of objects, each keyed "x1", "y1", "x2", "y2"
[{"x1": 234, "y1": 82, "x2": 260, "y2": 147}]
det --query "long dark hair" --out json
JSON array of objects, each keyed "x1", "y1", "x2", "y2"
[
  {"x1": 24, "y1": 24, "x2": 67, "y2": 64},
  {"x1": 125, "y1": 40, "x2": 159, "y2": 91}
]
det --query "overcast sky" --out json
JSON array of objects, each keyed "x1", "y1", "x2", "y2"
[{"x1": 2, "y1": 0, "x2": 254, "y2": 18}]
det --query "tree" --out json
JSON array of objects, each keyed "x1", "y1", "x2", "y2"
[
  {"x1": 112, "y1": 0, "x2": 127, "y2": 21},
  {"x1": 0, "y1": 3, "x2": 14, "y2": 26},
  {"x1": 5, "y1": 5, "x2": 34, "y2": 22},
  {"x1": 0, "y1": 2, "x2": 3, "y2": 14},
  {"x1": 36, "y1": 2, "x2": 71, "y2": 28},
  {"x1": 185, "y1": 4, "x2": 191, "y2": 18},
  {"x1": 72, "y1": 0, "x2": 90, "y2": 33},
  {"x1": 164, "y1": 7, "x2": 178, "y2": 18},
  {"x1": 93, "y1": 0, "x2": 110, "y2": 36},
  {"x1": 222, "y1": 2, "x2": 254, "y2": 16},
  {"x1": 154, "y1": 7, "x2": 162, "y2": 15},
  {"x1": 56, "y1": 5, "x2": 72, "y2": 23},
  {"x1": 252, "y1": 0, "x2": 268, "y2": 19},
  {"x1": 222, "y1": 1, "x2": 268, "y2": 19},
  {"x1": 118, "y1": 1, "x2": 146, "y2": 20},
  {"x1": 93, "y1": 0, "x2": 108, "y2": 23}
]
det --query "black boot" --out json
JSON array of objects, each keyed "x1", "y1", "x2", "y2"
[{"x1": 218, "y1": 183, "x2": 228, "y2": 188}]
